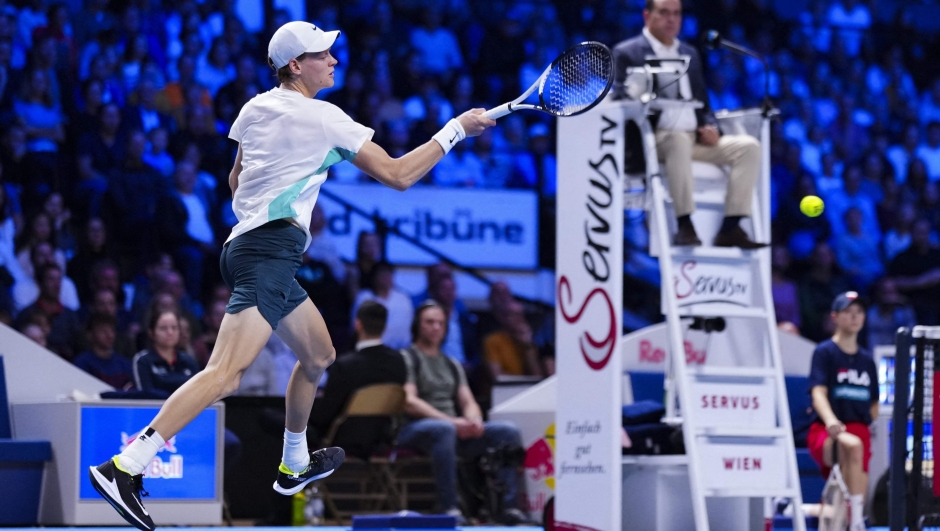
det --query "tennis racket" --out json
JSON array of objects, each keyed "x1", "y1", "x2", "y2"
[
  {"x1": 818, "y1": 463, "x2": 850, "y2": 531},
  {"x1": 483, "y1": 41, "x2": 614, "y2": 120}
]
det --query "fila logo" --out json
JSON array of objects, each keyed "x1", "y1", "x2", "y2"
[{"x1": 837, "y1": 368, "x2": 870, "y2": 387}]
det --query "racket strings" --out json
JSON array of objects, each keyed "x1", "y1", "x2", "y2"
[{"x1": 542, "y1": 44, "x2": 612, "y2": 116}]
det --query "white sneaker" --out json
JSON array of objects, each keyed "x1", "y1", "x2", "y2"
[{"x1": 849, "y1": 521, "x2": 867, "y2": 531}]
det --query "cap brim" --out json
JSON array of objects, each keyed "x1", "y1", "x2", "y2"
[{"x1": 306, "y1": 30, "x2": 340, "y2": 53}]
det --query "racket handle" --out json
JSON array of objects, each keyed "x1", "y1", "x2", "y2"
[{"x1": 483, "y1": 103, "x2": 512, "y2": 120}]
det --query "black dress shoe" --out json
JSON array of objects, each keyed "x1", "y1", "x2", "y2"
[
  {"x1": 713, "y1": 226, "x2": 768, "y2": 249},
  {"x1": 673, "y1": 223, "x2": 702, "y2": 246}
]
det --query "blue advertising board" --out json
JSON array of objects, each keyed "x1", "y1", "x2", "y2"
[{"x1": 79, "y1": 405, "x2": 218, "y2": 500}]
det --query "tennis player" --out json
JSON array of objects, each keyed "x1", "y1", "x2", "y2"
[
  {"x1": 89, "y1": 21, "x2": 494, "y2": 531},
  {"x1": 807, "y1": 292, "x2": 879, "y2": 531}
]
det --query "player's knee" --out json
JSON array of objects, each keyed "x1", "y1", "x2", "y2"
[
  {"x1": 838, "y1": 435, "x2": 863, "y2": 463},
  {"x1": 301, "y1": 346, "x2": 334, "y2": 380}
]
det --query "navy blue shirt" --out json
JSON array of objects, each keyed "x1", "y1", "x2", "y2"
[
  {"x1": 808, "y1": 339, "x2": 879, "y2": 425},
  {"x1": 132, "y1": 349, "x2": 200, "y2": 395},
  {"x1": 74, "y1": 351, "x2": 134, "y2": 390}
]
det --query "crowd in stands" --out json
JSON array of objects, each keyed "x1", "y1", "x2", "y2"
[{"x1": 0, "y1": 0, "x2": 938, "y2": 389}]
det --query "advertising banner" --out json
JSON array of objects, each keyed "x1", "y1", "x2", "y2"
[
  {"x1": 317, "y1": 183, "x2": 538, "y2": 269},
  {"x1": 79, "y1": 406, "x2": 219, "y2": 500},
  {"x1": 555, "y1": 103, "x2": 624, "y2": 531}
]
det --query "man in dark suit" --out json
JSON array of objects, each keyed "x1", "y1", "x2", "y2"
[
  {"x1": 310, "y1": 301, "x2": 407, "y2": 457},
  {"x1": 613, "y1": 0, "x2": 764, "y2": 249}
]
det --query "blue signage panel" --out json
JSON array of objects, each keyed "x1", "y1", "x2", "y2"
[
  {"x1": 79, "y1": 405, "x2": 218, "y2": 500},
  {"x1": 318, "y1": 183, "x2": 539, "y2": 269}
]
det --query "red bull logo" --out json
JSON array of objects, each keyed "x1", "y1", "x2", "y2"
[
  {"x1": 119, "y1": 431, "x2": 184, "y2": 479},
  {"x1": 524, "y1": 424, "x2": 555, "y2": 515}
]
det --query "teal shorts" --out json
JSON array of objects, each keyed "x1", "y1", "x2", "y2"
[{"x1": 220, "y1": 220, "x2": 309, "y2": 330}]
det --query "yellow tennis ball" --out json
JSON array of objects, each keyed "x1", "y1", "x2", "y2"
[{"x1": 800, "y1": 195, "x2": 824, "y2": 217}]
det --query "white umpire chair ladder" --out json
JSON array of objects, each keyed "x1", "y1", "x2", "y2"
[{"x1": 627, "y1": 100, "x2": 806, "y2": 531}]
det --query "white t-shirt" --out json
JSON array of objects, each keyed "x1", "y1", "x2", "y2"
[{"x1": 227, "y1": 87, "x2": 374, "y2": 250}]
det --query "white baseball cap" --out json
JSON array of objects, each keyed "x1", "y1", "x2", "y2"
[{"x1": 268, "y1": 21, "x2": 340, "y2": 69}]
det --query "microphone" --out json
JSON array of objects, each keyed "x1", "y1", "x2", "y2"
[{"x1": 704, "y1": 30, "x2": 773, "y2": 116}]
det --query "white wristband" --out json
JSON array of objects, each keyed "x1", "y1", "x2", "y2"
[{"x1": 432, "y1": 118, "x2": 466, "y2": 155}]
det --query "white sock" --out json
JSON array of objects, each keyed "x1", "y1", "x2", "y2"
[
  {"x1": 117, "y1": 427, "x2": 165, "y2": 476},
  {"x1": 848, "y1": 494, "x2": 864, "y2": 527},
  {"x1": 282, "y1": 429, "x2": 310, "y2": 473}
]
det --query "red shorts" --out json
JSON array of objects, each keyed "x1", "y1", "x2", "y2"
[{"x1": 807, "y1": 421, "x2": 871, "y2": 477}]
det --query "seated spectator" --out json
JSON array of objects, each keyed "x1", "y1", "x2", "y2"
[
  {"x1": 15, "y1": 212, "x2": 67, "y2": 280},
  {"x1": 123, "y1": 78, "x2": 176, "y2": 134},
  {"x1": 195, "y1": 39, "x2": 234, "y2": 97},
  {"x1": 215, "y1": 55, "x2": 260, "y2": 128},
  {"x1": 157, "y1": 160, "x2": 216, "y2": 302},
  {"x1": 511, "y1": 123, "x2": 557, "y2": 194},
  {"x1": 414, "y1": 263, "x2": 479, "y2": 367},
  {"x1": 888, "y1": 218, "x2": 940, "y2": 325},
  {"x1": 13, "y1": 68, "x2": 65, "y2": 174},
  {"x1": 41, "y1": 192, "x2": 75, "y2": 257},
  {"x1": 349, "y1": 230, "x2": 382, "y2": 298},
  {"x1": 305, "y1": 204, "x2": 345, "y2": 284},
  {"x1": 884, "y1": 202, "x2": 916, "y2": 262},
  {"x1": 409, "y1": 7, "x2": 463, "y2": 79},
  {"x1": 69, "y1": 218, "x2": 116, "y2": 303},
  {"x1": 142, "y1": 127, "x2": 174, "y2": 177},
  {"x1": 483, "y1": 300, "x2": 544, "y2": 378},
  {"x1": 13, "y1": 241, "x2": 80, "y2": 311},
  {"x1": 73, "y1": 312, "x2": 133, "y2": 389},
  {"x1": 132, "y1": 309, "x2": 200, "y2": 395},
  {"x1": 433, "y1": 137, "x2": 484, "y2": 187},
  {"x1": 0, "y1": 184, "x2": 24, "y2": 295},
  {"x1": 826, "y1": 165, "x2": 880, "y2": 240},
  {"x1": 18, "y1": 320, "x2": 48, "y2": 348},
  {"x1": 398, "y1": 301, "x2": 527, "y2": 524},
  {"x1": 474, "y1": 128, "x2": 514, "y2": 189},
  {"x1": 310, "y1": 301, "x2": 407, "y2": 457},
  {"x1": 14, "y1": 263, "x2": 83, "y2": 359},
  {"x1": 799, "y1": 242, "x2": 852, "y2": 342},
  {"x1": 815, "y1": 153, "x2": 843, "y2": 198},
  {"x1": 75, "y1": 103, "x2": 124, "y2": 217},
  {"x1": 104, "y1": 129, "x2": 168, "y2": 269},
  {"x1": 352, "y1": 261, "x2": 413, "y2": 349},
  {"x1": 867, "y1": 278, "x2": 917, "y2": 347},
  {"x1": 772, "y1": 246, "x2": 801, "y2": 330},
  {"x1": 477, "y1": 281, "x2": 514, "y2": 339},
  {"x1": 920, "y1": 80, "x2": 940, "y2": 128},
  {"x1": 886, "y1": 123, "x2": 919, "y2": 185},
  {"x1": 87, "y1": 287, "x2": 137, "y2": 358},
  {"x1": 916, "y1": 121, "x2": 940, "y2": 181},
  {"x1": 834, "y1": 207, "x2": 883, "y2": 290}
]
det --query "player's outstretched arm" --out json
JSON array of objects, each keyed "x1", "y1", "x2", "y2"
[{"x1": 353, "y1": 108, "x2": 494, "y2": 191}]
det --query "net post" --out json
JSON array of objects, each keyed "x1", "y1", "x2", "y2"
[
  {"x1": 911, "y1": 331, "x2": 928, "y2": 531},
  {"x1": 890, "y1": 327, "x2": 911, "y2": 531}
]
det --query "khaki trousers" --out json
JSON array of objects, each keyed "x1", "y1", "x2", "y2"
[{"x1": 655, "y1": 131, "x2": 761, "y2": 218}]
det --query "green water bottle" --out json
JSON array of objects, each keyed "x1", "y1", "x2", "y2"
[{"x1": 292, "y1": 489, "x2": 306, "y2": 526}]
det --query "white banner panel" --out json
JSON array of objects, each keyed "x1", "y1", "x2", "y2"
[
  {"x1": 317, "y1": 183, "x2": 538, "y2": 269},
  {"x1": 555, "y1": 103, "x2": 624, "y2": 531},
  {"x1": 671, "y1": 258, "x2": 755, "y2": 308},
  {"x1": 620, "y1": 321, "x2": 817, "y2": 376},
  {"x1": 689, "y1": 378, "x2": 776, "y2": 428},
  {"x1": 698, "y1": 438, "x2": 788, "y2": 491}
]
